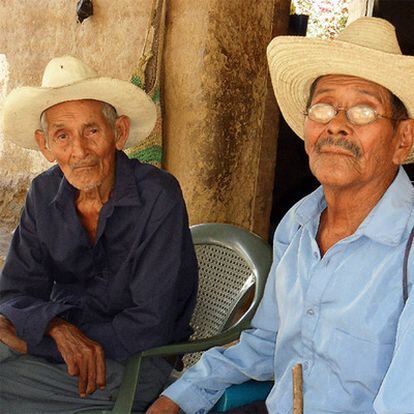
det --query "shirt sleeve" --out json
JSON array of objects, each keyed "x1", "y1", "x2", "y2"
[
  {"x1": 0, "y1": 185, "x2": 78, "y2": 352},
  {"x1": 79, "y1": 187, "x2": 198, "y2": 361}
]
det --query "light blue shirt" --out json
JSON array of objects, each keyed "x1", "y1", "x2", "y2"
[{"x1": 163, "y1": 168, "x2": 414, "y2": 414}]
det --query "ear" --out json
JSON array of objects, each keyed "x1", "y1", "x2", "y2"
[
  {"x1": 114, "y1": 115, "x2": 130, "y2": 150},
  {"x1": 34, "y1": 130, "x2": 56, "y2": 162},
  {"x1": 392, "y1": 120, "x2": 414, "y2": 165}
]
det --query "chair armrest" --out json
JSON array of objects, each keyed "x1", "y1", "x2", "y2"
[
  {"x1": 140, "y1": 320, "x2": 250, "y2": 359},
  {"x1": 212, "y1": 380, "x2": 273, "y2": 412},
  {"x1": 110, "y1": 321, "x2": 251, "y2": 414}
]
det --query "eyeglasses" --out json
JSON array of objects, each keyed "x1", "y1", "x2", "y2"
[{"x1": 304, "y1": 103, "x2": 394, "y2": 126}]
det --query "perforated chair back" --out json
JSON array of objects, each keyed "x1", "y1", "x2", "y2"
[{"x1": 184, "y1": 223, "x2": 272, "y2": 367}]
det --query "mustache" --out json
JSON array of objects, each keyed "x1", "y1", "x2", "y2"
[
  {"x1": 70, "y1": 157, "x2": 99, "y2": 169},
  {"x1": 315, "y1": 136, "x2": 362, "y2": 159}
]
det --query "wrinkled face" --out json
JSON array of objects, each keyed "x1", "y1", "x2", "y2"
[
  {"x1": 36, "y1": 99, "x2": 128, "y2": 191},
  {"x1": 304, "y1": 75, "x2": 404, "y2": 189}
]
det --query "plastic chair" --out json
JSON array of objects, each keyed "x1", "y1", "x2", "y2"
[{"x1": 84, "y1": 223, "x2": 272, "y2": 414}]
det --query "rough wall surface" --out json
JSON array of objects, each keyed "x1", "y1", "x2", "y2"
[
  {"x1": 1, "y1": 0, "x2": 289, "y2": 243},
  {"x1": 163, "y1": 0, "x2": 289, "y2": 237},
  {"x1": 0, "y1": 0, "x2": 152, "y2": 230}
]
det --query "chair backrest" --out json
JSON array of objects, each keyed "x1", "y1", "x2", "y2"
[{"x1": 184, "y1": 223, "x2": 272, "y2": 367}]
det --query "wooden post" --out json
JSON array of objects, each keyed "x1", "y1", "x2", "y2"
[{"x1": 292, "y1": 363, "x2": 303, "y2": 414}]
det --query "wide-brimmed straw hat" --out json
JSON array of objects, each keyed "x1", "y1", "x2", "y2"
[
  {"x1": 267, "y1": 17, "x2": 414, "y2": 163},
  {"x1": 2, "y1": 55, "x2": 156, "y2": 150}
]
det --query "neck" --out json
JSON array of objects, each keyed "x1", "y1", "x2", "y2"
[
  {"x1": 76, "y1": 169, "x2": 115, "y2": 205},
  {"x1": 75, "y1": 170, "x2": 115, "y2": 245},
  {"x1": 317, "y1": 170, "x2": 397, "y2": 255}
]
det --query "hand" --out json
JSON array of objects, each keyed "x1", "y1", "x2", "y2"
[
  {"x1": 146, "y1": 396, "x2": 181, "y2": 414},
  {"x1": 46, "y1": 317, "x2": 106, "y2": 397},
  {"x1": 0, "y1": 315, "x2": 28, "y2": 354}
]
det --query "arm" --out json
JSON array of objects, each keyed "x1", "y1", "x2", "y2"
[
  {"x1": 0, "y1": 184, "x2": 101, "y2": 397},
  {"x1": 0, "y1": 184, "x2": 80, "y2": 352},
  {"x1": 373, "y1": 285, "x2": 414, "y2": 413}
]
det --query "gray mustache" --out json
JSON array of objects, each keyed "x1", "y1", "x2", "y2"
[
  {"x1": 315, "y1": 136, "x2": 362, "y2": 159},
  {"x1": 70, "y1": 158, "x2": 99, "y2": 169}
]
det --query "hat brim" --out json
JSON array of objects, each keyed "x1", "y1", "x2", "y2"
[
  {"x1": 267, "y1": 36, "x2": 414, "y2": 163},
  {"x1": 2, "y1": 77, "x2": 157, "y2": 150}
]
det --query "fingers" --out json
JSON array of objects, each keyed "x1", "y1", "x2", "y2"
[
  {"x1": 95, "y1": 346, "x2": 106, "y2": 390},
  {"x1": 78, "y1": 346, "x2": 105, "y2": 397},
  {"x1": 78, "y1": 354, "x2": 89, "y2": 397}
]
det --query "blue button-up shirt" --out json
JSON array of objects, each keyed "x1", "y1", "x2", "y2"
[
  {"x1": 0, "y1": 151, "x2": 198, "y2": 363},
  {"x1": 164, "y1": 168, "x2": 414, "y2": 414}
]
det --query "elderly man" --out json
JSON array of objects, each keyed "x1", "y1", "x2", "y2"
[
  {"x1": 148, "y1": 17, "x2": 414, "y2": 414},
  {"x1": 0, "y1": 56, "x2": 198, "y2": 413}
]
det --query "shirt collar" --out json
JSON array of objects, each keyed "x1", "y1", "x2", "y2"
[
  {"x1": 50, "y1": 150, "x2": 142, "y2": 208},
  {"x1": 111, "y1": 150, "x2": 142, "y2": 207},
  {"x1": 294, "y1": 167, "x2": 414, "y2": 246}
]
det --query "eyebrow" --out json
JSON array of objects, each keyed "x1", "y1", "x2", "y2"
[
  {"x1": 49, "y1": 123, "x2": 66, "y2": 130},
  {"x1": 84, "y1": 122, "x2": 99, "y2": 128},
  {"x1": 50, "y1": 122, "x2": 99, "y2": 130},
  {"x1": 314, "y1": 87, "x2": 385, "y2": 103}
]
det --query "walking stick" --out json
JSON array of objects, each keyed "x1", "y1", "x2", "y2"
[{"x1": 292, "y1": 363, "x2": 303, "y2": 414}]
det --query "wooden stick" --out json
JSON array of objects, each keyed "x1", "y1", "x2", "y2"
[{"x1": 292, "y1": 363, "x2": 303, "y2": 414}]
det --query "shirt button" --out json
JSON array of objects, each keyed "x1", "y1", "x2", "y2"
[
  {"x1": 313, "y1": 251, "x2": 318, "y2": 259},
  {"x1": 303, "y1": 361, "x2": 309, "y2": 370},
  {"x1": 306, "y1": 308, "x2": 315, "y2": 316}
]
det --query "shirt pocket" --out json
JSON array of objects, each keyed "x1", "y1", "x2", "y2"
[{"x1": 327, "y1": 327, "x2": 394, "y2": 398}]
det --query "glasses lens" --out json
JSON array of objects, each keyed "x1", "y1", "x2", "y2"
[
  {"x1": 347, "y1": 105, "x2": 377, "y2": 125},
  {"x1": 307, "y1": 103, "x2": 336, "y2": 124}
]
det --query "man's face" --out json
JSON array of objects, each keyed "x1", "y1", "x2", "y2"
[
  {"x1": 304, "y1": 75, "x2": 404, "y2": 189},
  {"x1": 36, "y1": 99, "x2": 128, "y2": 191}
]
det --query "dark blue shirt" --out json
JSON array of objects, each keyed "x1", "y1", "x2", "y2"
[{"x1": 0, "y1": 151, "x2": 198, "y2": 362}]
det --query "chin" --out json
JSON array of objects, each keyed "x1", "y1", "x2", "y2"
[
  {"x1": 68, "y1": 176, "x2": 103, "y2": 191},
  {"x1": 311, "y1": 165, "x2": 360, "y2": 188},
  {"x1": 66, "y1": 169, "x2": 105, "y2": 191}
]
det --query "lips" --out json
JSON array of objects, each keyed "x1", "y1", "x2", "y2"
[
  {"x1": 73, "y1": 165, "x2": 96, "y2": 169},
  {"x1": 318, "y1": 146, "x2": 355, "y2": 156},
  {"x1": 71, "y1": 161, "x2": 99, "y2": 170},
  {"x1": 314, "y1": 136, "x2": 362, "y2": 159}
]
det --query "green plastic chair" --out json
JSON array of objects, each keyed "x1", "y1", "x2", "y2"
[{"x1": 84, "y1": 223, "x2": 272, "y2": 414}]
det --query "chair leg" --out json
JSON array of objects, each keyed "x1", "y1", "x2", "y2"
[{"x1": 109, "y1": 354, "x2": 144, "y2": 414}]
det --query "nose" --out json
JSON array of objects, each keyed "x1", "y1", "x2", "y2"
[
  {"x1": 71, "y1": 133, "x2": 88, "y2": 158},
  {"x1": 326, "y1": 110, "x2": 350, "y2": 137}
]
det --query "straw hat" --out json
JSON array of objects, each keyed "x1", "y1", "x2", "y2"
[
  {"x1": 267, "y1": 17, "x2": 414, "y2": 163},
  {"x1": 2, "y1": 55, "x2": 156, "y2": 150}
]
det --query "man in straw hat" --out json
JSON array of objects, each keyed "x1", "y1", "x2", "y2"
[
  {"x1": 148, "y1": 17, "x2": 414, "y2": 414},
  {"x1": 0, "y1": 55, "x2": 198, "y2": 413}
]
